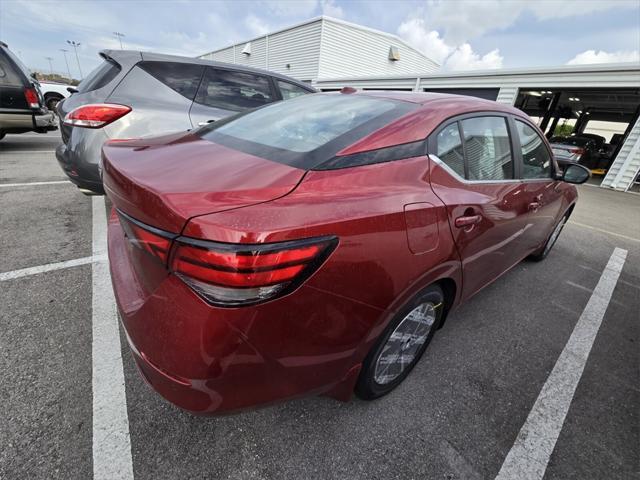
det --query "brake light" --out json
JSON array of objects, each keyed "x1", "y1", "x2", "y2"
[
  {"x1": 117, "y1": 211, "x2": 176, "y2": 264},
  {"x1": 24, "y1": 87, "x2": 39, "y2": 108},
  {"x1": 63, "y1": 103, "x2": 131, "y2": 128},
  {"x1": 569, "y1": 148, "x2": 585, "y2": 155},
  {"x1": 170, "y1": 236, "x2": 338, "y2": 307}
]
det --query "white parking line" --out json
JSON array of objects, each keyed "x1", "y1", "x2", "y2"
[
  {"x1": 0, "y1": 180, "x2": 69, "y2": 188},
  {"x1": 91, "y1": 196, "x2": 134, "y2": 480},
  {"x1": 495, "y1": 247, "x2": 627, "y2": 480},
  {"x1": 568, "y1": 221, "x2": 640, "y2": 244},
  {"x1": 0, "y1": 255, "x2": 105, "y2": 281},
  {"x1": 0, "y1": 150, "x2": 57, "y2": 153}
]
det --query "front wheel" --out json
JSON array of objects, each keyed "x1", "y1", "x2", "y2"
[{"x1": 355, "y1": 285, "x2": 445, "y2": 400}]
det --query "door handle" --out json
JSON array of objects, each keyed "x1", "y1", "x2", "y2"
[
  {"x1": 454, "y1": 214, "x2": 482, "y2": 228},
  {"x1": 529, "y1": 202, "x2": 541, "y2": 211},
  {"x1": 198, "y1": 120, "x2": 215, "y2": 126}
]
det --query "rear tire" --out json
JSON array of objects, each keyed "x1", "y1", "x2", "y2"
[
  {"x1": 355, "y1": 285, "x2": 445, "y2": 400},
  {"x1": 529, "y1": 212, "x2": 569, "y2": 262},
  {"x1": 45, "y1": 94, "x2": 63, "y2": 112}
]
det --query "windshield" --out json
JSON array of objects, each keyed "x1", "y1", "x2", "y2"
[{"x1": 199, "y1": 94, "x2": 416, "y2": 169}]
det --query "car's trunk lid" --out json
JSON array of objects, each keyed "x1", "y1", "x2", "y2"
[{"x1": 102, "y1": 132, "x2": 306, "y2": 233}]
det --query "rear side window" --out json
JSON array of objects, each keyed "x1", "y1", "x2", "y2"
[
  {"x1": 277, "y1": 80, "x2": 310, "y2": 100},
  {"x1": 77, "y1": 60, "x2": 121, "y2": 93},
  {"x1": 436, "y1": 123, "x2": 465, "y2": 178},
  {"x1": 195, "y1": 67, "x2": 273, "y2": 111},
  {"x1": 515, "y1": 120, "x2": 552, "y2": 179},
  {"x1": 460, "y1": 116, "x2": 513, "y2": 181},
  {"x1": 138, "y1": 61, "x2": 204, "y2": 100},
  {"x1": 0, "y1": 50, "x2": 27, "y2": 86}
]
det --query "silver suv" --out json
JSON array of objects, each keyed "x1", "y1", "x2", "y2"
[{"x1": 56, "y1": 50, "x2": 315, "y2": 194}]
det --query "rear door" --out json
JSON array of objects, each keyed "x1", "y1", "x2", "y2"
[
  {"x1": 275, "y1": 79, "x2": 313, "y2": 100},
  {"x1": 511, "y1": 117, "x2": 564, "y2": 251},
  {"x1": 189, "y1": 67, "x2": 276, "y2": 127},
  {"x1": 428, "y1": 114, "x2": 531, "y2": 301}
]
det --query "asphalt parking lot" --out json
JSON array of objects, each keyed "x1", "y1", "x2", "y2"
[{"x1": 1, "y1": 131, "x2": 638, "y2": 480}]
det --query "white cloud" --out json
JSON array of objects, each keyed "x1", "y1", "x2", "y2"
[
  {"x1": 397, "y1": 17, "x2": 503, "y2": 71},
  {"x1": 264, "y1": 0, "x2": 319, "y2": 17},
  {"x1": 567, "y1": 49, "x2": 640, "y2": 65},
  {"x1": 321, "y1": 0, "x2": 344, "y2": 18},
  {"x1": 445, "y1": 44, "x2": 503, "y2": 70},
  {"x1": 245, "y1": 14, "x2": 271, "y2": 36},
  {"x1": 422, "y1": 0, "x2": 633, "y2": 44}
]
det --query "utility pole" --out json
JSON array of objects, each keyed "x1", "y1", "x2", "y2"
[
  {"x1": 45, "y1": 56, "x2": 54, "y2": 75},
  {"x1": 60, "y1": 49, "x2": 72, "y2": 81},
  {"x1": 66, "y1": 40, "x2": 83, "y2": 79},
  {"x1": 113, "y1": 32, "x2": 125, "y2": 49}
]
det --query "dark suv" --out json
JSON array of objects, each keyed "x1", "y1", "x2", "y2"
[
  {"x1": 0, "y1": 41, "x2": 57, "y2": 141},
  {"x1": 56, "y1": 50, "x2": 315, "y2": 194}
]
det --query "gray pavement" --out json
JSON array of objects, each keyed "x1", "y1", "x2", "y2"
[{"x1": 1, "y1": 131, "x2": 638, "y2": 480}]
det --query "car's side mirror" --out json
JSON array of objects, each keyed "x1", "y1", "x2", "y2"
[
  {"x1": 562, "y1": 163, "x2": 591, "y2": 184},
  {"x1": 67, "y1": 87, "x2": 78, "y2": 94}
]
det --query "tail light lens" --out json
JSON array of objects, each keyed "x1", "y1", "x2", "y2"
[
  {"x1": 24, "y1": 87, "x2": 39, "y2": 108},
  {"x1": 170, "y1": 236, "x2": 338, "y2": 307},
  {"x1": 115, "y1": 209, "x2": 337, "y2": 307},
  {"x1": 63, "y1": 103, "x2": 131, "y2": 128},
  {"x1": 569, "y1": 148, "x2": 585, "y2": 157},
  {"x1": 117, "y1": 211, "x2": 176, "y2": 264}
]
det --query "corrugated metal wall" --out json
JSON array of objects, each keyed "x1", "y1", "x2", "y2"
[
  {"x1": 319, "y1": 20, "x2": 438, "y2": 79},
  {"x1": 266, "y1": 20, "x2": 322, "y2": 81},
  {"x1": 601, "y1": 117, "x2": 640, "y2": 191}
]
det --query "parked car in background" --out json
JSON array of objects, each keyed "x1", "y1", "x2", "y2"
[
  {"x1": 549, "y1": 135, "x2": 602, "y2": 170},
  {"x1": 56, "y1": 50, "x2": 315, "y2": 194},
  {"x1": 39, "y1": 80, "x2": 73, "y2": 111},
  {"x1": 0, "y1": 41, "x2": 56, "y2": 141},
  {"x1": 103, "y1": 91, "x2": 590, "y2": 414}
]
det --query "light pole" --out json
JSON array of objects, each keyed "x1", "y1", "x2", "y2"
[
  {"x1": 113, "y1": 32, "x2": 125, "y2": 49},
  {"x1": 66, "y1": 40, "x2": 83, "y2": 79},
  {"x1": 60, "y1": 49, "x2": 72, "y2": 81},
  {"x1": 45, "y1": 56, "x2": 54, "y2": 75}
]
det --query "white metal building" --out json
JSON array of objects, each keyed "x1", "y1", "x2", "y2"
[
  {"x1": 316, "y1": 64, "x2": 640, "y2": 192},
  {"x1": 198, "y1": 16, "x2": 439, "y2": 83}
]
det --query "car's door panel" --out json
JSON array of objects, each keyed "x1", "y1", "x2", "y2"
[
  {"x1": 511, "y1": 117, "x2": 565, "y2": 250},
  {"x1": 428, "y1": 114, "x2": 532, "y2": 301}
]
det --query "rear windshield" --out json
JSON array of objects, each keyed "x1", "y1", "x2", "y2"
[
  {"x1": 549, "y1": 136, "x2": 592, "y2": 147},
  {"x1": 198, "y1": 94, "x2": 416, "y2": 169},
  {"x1": 77, "y1": 59, "x2": 121, "y2": 93}
]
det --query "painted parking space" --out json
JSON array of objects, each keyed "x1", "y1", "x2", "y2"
[{"x1": 1, "y1": 134, "x2": 638, "y2": 479}]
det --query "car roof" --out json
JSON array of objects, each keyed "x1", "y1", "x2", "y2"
[{"x1": 101, "y1": 49, "x2": 315, "y2": 92}]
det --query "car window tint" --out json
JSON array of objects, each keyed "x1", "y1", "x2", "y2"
[
  {"x1": 213, "y1": 94, "x2": 395, "y2": 152},
  {"x1": 0, "y1": 61, "x2": 21, "y2": 86},
  {"x1": 196, "y1": 68, "x2": 273, "y2": 111},
  {"x1": 138, "y1": 61, "x2": 203, "y2": 100},
  {"x1": 77, "y1": 60, "x2": 121, "y2": 93},
  {"x1": 515, "y1": 120, "x2": 552, "y2": 179},
  {"x1": 277, "y1": 80, "x2": 309, "y2": 100},
  {"x1": 460, "y1": 116, "x2": 513, "y2": 181},
  {"x1": 436, "y1": 122, "x2": 465, "y2": 178}
]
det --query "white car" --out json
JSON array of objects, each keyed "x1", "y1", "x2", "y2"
[{"x1": 39, "y1": 81, "x2": 73, "y2": 111}]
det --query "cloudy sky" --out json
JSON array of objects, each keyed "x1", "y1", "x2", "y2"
[{"x1": 1, "y1": 0, "x2": 638, "y2": 78}]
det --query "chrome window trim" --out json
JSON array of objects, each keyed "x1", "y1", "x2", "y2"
[{"x1": 429, "y1": 154, "x2": 523, "y2": 185}]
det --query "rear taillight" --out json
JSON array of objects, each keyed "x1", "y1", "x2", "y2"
[
  {"x1": 63, "y1": 103, "x2": 131, "y2": 128},
  {"x1": 170, "y1": 236, "x2": 337, "y2": 307},
  {"x1": 117, "y1": 211, "x2": 176, "y2": 264},
  {"x1": 24, "y1": 87, "x2": 39, "y2": 108},
  {"x1": 115, "y1": 209, "x2": 337, "y2": 307},
  {"x1": 569, "y1": 148, "x2": 585, "y2": 155}
]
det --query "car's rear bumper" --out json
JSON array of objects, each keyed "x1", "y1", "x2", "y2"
[
  {"x1": 0, "y1": 110, "x2": 57, "y2": 133},
  {"x1": 55, "y1": 130, "x2": 107, "y2": 194},
  {"x1": 107, "y1": 211, "x2": 379, "y2": 414}
]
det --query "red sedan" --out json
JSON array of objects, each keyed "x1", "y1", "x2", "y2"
[{"x1": 103, "y1": 91, "x2": 589, "y2": 414}]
